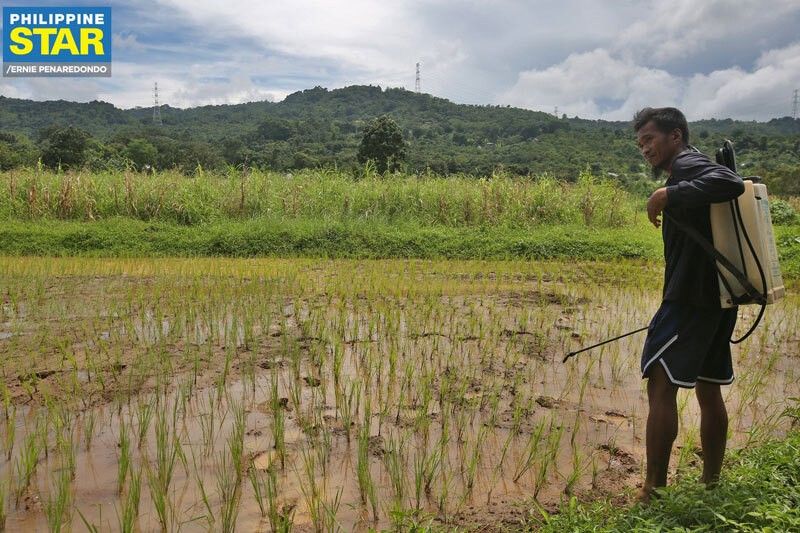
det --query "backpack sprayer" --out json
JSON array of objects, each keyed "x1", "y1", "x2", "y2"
[{"x1": 562, "y1": 140, "x2": 785, "y2": 363}]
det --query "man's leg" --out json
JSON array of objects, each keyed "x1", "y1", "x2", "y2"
[
  {"x1": 640, "y1": 362, "x2": 678, "y2": 502},
  {"x1": 695, "y1": 380, "x2": 727, "y2": 485}
]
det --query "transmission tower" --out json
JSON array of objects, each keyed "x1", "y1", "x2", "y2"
[
  {"x1": 153, "y1": 82, "x2": 163, "y2": 125},
  {"x1": 793, "y1": 89, "x2": 799, "y2": 119},
  {"x1": 554, "y1": 105, "x2": 558, "y2": 117},
  {"x1": 415, "y1": 62, "x2": 421, "y2": 93}
]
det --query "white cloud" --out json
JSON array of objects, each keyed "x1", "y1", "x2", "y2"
[
  {"x1": 614, "y1": 0, "x2": 800, "y2": 65},
  {"x1": 156, "y1": 0, "x2": 420, "y2": 83},
  {"x1": 2, "y1": 0, "x2": 799, "y2": 119},
  {"x1": 498, "y1": 48, "x2": 682, "y2": 119},
  {"x1": 169, "y1": 74, "x2": 288, "y2": 107},
  {"x1": 112, "y1": 32, "x2": 146, "y2": 52},
  {"x1": 682, "y1": 42, "x2": 800, "y2": 118},
  {"x1": 500, "y1": 39, "x2": 800, "y2": 120}
]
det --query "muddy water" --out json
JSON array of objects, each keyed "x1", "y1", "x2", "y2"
[{"x1": 0, "y1": 262, "x2": 798, "y2": 531}]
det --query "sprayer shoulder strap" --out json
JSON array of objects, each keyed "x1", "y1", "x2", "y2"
[{"x1": 661, "y1": 210, "x2": 765, "y2": 305}]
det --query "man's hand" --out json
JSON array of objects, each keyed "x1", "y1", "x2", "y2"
[{"x1": 647, "y1": 187, "x2": 669, "y2": 228}]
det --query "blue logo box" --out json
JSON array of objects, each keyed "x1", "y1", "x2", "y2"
[{"x1": 3, "y1": 6, "x2": 112, "y2": 77}]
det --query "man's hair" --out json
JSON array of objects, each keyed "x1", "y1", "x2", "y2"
[{"x1": 632, "y1": 107, "x2": 689, "y2": 145}]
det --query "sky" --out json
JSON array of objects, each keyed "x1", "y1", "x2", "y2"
[{"x1": 1, "y1": 0, "x2": 800, "y2": 121}]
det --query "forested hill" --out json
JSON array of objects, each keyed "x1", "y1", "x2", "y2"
[{"x1": 1, "y1": 85, "x2": 799, "y2": 194}]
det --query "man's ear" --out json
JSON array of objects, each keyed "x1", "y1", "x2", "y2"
[{"x1": 671, "y1": 128, "x2": 682, "y2": 145}]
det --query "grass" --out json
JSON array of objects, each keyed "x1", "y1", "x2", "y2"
[
  {"x1": 0, "y1": 216, "x2": 662, "y2": 259},
  {"x1": 0, "y1": 211, "x2": 796, "y2": 277},
  {"x1": 532, "y1": 426, "x2": 800, "y2": 532},
  {"x1": 1, "y1": 168, "x2": 798, "y2": 277},
  {"x1": 0, "y1": 168, "x2": 637, "y2": 227}
]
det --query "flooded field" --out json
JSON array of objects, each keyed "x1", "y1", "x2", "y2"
[{"x1": 0, "y1": 257, "x2": 797, "y2": 532}]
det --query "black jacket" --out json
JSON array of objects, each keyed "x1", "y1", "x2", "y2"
[{"x1": 661, "y1": 146, "x2": 745, "y2": 308}]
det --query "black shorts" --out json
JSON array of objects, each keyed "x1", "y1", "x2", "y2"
[{"x1": 640, "y1": 300, "x2": 738, "y2": 388}]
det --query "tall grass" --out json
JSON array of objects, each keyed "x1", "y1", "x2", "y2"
[{"x1": 0, "y1": 168, "x2": 638, "y2": 228}]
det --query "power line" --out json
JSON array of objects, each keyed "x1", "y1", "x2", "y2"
[{"x1": 153, "y1": 82, "x2": 162, "y2": 126}]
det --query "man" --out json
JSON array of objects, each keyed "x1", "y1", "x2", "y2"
[{"x1": 633, "y1": 107, "x2": 745, "y2": 503}]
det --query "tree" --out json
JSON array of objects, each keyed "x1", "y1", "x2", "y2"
[
  {"x1": 357, "y1": 115, "x2": 407, "y2": 173},
  {"x1": 124, "y1": 138, "x2": 158, "y2": 170},
  {"x1": 0, "y1": 132, "x2": 38, "y2": 170},
  {"x1": 256, "y1": 118, "x2": 293, "y2": 141},
  {"x1": 39, "y1": 126, "x2": 91, "y2": 170}
]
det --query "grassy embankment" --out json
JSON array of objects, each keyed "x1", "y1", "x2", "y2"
[
  {"x1": 1, "y1": 167, "x2": 798, "y2": 277},
  {"x1": 531, "y1": 417, "x2": 800, "y2": 532}
]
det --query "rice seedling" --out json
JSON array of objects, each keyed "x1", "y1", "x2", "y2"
[
  {"x1": 320, "y1": 484, "x2": 344, "y2": 533},
  {"x1": 0, "y1": 385, "x2": 11, "y2": 423},
  {"x1": 356, "y1": 414, "x2": 378, "y2": 521},
  {"x1": 0, "y1": 478, "x2": 7, "y2": 532},
  {"x1": 135, "y1": 398, "x2": 155, "y2": 449},
  {"x1": 296, "y1": 444, "x2": 325, "y2": 531},
  {"x1": 485, "y1": 429, "x2": 517, "y2": 505},
  {"x1": 82, "y1": 410, "x2": 97, "y2": 452},
  {"x1": 215, "y1": 445, "x2": 243, "y2": 533},
  {"x1": 563, "y1": 445, "x2": 585, "y2": 496},
  {"x1": 336, "y1": 378, "x2": 360, "y2": 444},
  {"x1": 56, "y1": 425, "x2": 77, "y2": 481},
  {"x1": 513, "y1": 417, "x2": 547, "y2": 483},
  {"x1": 383, "y1": 433, "x2": 407, "y2": 506},
  {"x1": 118, "y1": 418, "x2": 131, "y2": 494},
  {"x1": 44, "y1": 467, "x2": 72, "y2": 533},
  {"x1": 118, "y1": 468, "x2": 142, "y2": 533},
  {"x1": 3, "y1": 408, "x2": 15, "y2": 462},
  {"x1": 412, "y1": 441, "x2": 439, "y2": 510},
  {"x1": 197, "y1": 391, "x2": 217, "y2": 457},
  {"x1": 15, "y1": 420, "x2": 42, "y2": 503},
  {"x1": 227, "y1": 394, "x2": 246, "y2": 482},
  {"x1": 189, "y1": 445, "x2": 215, "y2": 528},
  {"x1": 248, "y1": 462, "x2": 268, "y2": 518},
  {"x1": 270, "y1": 371, "x2": 286, "y2": 470},
  {"x1": 144, "y1": 405, "x2": 182, "y2": 533},
  {"x1": 315, "y1": 419, "x2": 333, "y2": 478},
  {"x1": 454, "y1": 423, "x2": 487, "y2": 510},
  {"x1": 145, "y1": 460, "x2": 171, "y2": 532},
  {"x1": 533, "y1": 419, "x2": 564, "y2": 501},
  {"x1": 265, "y1": 465, "x2": 294, "y2": 532}
]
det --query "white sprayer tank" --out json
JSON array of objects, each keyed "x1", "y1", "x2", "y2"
[{"x1": 710, "y1": 180, "x2": 785, "y2": 308}]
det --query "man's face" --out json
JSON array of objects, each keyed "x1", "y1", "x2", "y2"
[{"x1": 636, "y1": 120, "x2": 682, "y2": 178}]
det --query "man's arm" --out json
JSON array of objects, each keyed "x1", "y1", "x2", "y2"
[
  {"x1": 665, "y1": 153, "x2": 745, "y2": 208},
  {"x1": 647, "y1": 187, "x2": 668, "y2": 228}
]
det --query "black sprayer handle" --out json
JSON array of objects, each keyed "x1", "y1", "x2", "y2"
[{"x1": 562, "y1": 326, "x2": 649, "y2": 363}]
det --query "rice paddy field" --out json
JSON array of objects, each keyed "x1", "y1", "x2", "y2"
[
  {"x1": 0, "y1": 168, "x2": 799, "y2": 531},
  {"x1": 0, "y1": 256, "x2": 798, "y2": 532}
]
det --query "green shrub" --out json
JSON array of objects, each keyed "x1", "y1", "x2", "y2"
[{"x1": 771, "y1": 198, "x2": 797, "y2": 225}]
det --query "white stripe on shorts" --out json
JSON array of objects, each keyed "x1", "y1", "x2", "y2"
[
  {"x1": 696, "y1": 375, "x2": 734, "y2": 384},
  {"x1": 659, "y1": 358, "x2": 696, "y2": 388},
  {"x1": 641, "y1": 333, "x2": 678, "y2": 378}
]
